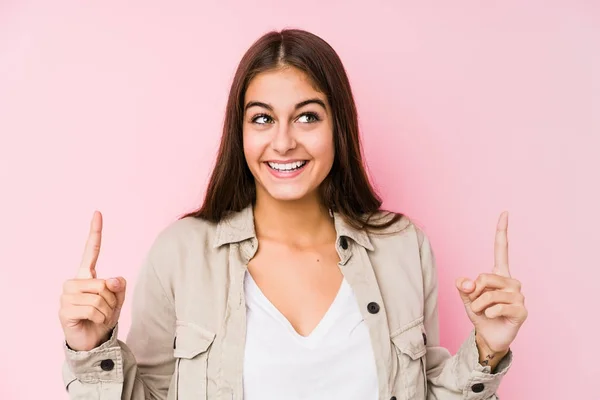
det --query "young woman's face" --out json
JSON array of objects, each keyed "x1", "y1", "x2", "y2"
[{"x1": 242, "y1": 67, "x2": 334, "y2": 203}]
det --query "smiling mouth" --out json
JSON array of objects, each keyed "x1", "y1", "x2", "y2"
[{"x1": 266, "y1": 160, "x2": 308, "y2": 172}]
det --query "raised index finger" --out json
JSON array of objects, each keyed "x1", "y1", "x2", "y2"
[
  {"x1": 76, "y1": 211, "x2": 103, "y2": 279},
  {"x1": 493, "y1": 211, "x2": 511, "y2": 278}
]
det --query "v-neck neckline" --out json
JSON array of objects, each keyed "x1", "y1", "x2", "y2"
[{"x1": 245, "y1": 271, "x2": 349, "y2": 348}]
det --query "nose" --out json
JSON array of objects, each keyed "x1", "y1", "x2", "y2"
[{"x1": 270, "y1": 123, "x2": 297, "y2": 154}]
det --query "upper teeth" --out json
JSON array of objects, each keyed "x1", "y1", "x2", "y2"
[{"x1": 268, "y1": 161, "x2": 307, "y2": 171}]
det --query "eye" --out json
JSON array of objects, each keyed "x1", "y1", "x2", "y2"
[
  {"x1": 297, "y1": 112, "x2": 321, "y2": 123},
  {"x1": 252, "y1": 114, "x2": 273, "y2": 125},
  {"x1": 250, "y1": 112, "x2": 321, "y2": 125},
  {"x1": 251, "y1": 113, "x2": 273, "y2": 125}
]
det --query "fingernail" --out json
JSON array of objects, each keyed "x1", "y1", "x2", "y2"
[
  {"x1": 109, "y1": 278, "x2": 120, "y2": 289},
  {"x1": 462, "y1": 280, "x2": 473, "y2": 290}
]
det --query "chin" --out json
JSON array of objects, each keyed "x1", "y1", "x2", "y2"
[
  {"x1": 263, "y1": 187, "x2": 312, "y2": 202},
  {"x1": 255, "y1": 180, "x2": 319, "y2": 202}
]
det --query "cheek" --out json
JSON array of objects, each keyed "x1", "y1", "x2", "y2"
[
  {"x1": 304, "y1": 131, "x2": 334, "y2": 163},
  {"x1": 242, "y1": 131, "x2": 264, "y2": 163}
]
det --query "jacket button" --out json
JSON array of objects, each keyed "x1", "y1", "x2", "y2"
[
  {"x1": 390, "y1": 397, "x2": 397, "y2": 400},
  {"x1": 100, "y1": 359, "x2": 115, "y2": 371},
  {"x1": 340, "y1": 237, "x2": 348, "y2": 250},
  {"x1": 471, "y1": 383, "x2": 485, "y2": 393},
  {"x1": 423, "y1": 332, "x2": 427, "y2": 345},
  {"x1": 367, "y1": 302, "x2": 380, "y2": 314}
]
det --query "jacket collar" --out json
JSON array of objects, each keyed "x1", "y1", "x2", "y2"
[{"x1": 213, "y1": 204, "x2": 374, "y2": 251}]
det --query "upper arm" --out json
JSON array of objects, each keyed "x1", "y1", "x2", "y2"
[
  {"x1": 416, "y1": 226, "x2": 441, "y2": 347},
  {"x1": 125, "y1": 253, "x2": 177, "y2": 395}
]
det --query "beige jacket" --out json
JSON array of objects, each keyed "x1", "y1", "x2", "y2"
[{"x1": 62, "y1": 205, "x2": 512, "y2": 400}]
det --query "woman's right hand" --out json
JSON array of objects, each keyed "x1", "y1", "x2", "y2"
[{"x1": 59, "y1": 211, "x2": 127, "y2": 351}]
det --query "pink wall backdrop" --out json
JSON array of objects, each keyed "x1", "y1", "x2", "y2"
[{"x1": 1, "y1": 1, "x2": 598, "y2": 399}]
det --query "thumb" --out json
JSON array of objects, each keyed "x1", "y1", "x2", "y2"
[
  {"x1": 107, "y1": 277, "x2": 127, "y2": 308},
  {"x1": 455, "y1": 277, "x2": 475, "y2": 305}
]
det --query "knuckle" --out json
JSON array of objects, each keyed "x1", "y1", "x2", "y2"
[
  {"x1": 109, "y1": 297, "x2": 118, "y2": 309},
  {"x1": 87, "y1": 279, "x2": 104, "y2": 293},
  {"x1": 483, "y1": 291, "x2": 494, "y2": 302},
  {"x1": 92, "y1": 295, "x2": 103, "y2": 308},
  {"x1": 102, "y1": 290, "x2": 116, "y2": 306},
  {"x1": 59, "y1": 294, "x2": 69, "y2": 306},
  {"x1": 477, "y1": 291, "x2": 492, "y2": 304},
  {"x1": 89, "y1": 308, "x2": 103, "y2": 323},
  {"x1": 514, "y1": 280, "x2": 522, "y2": 291},
  {"x1": 98, "y1": 279, "x2": 109, "y2": 292},
  {"x1": 94, "y1": 280, "x2": 106, "y2": 291},
  {"x1": 478, "y1": 273, "x2": 491, "y2": 285},
  {"x1": 84, "y1": 306, "x2": 94, "y2": 317},
  {"x1": 473, "y1": 279, "x2": 483, "y2": 292},
  {"x1": 63, "y1": 279, "x2": 75, "y2": 292}
]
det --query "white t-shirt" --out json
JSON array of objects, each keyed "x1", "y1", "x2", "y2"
[{"x1": 243, "y1": 271, "x2": 379, "y2": 400}]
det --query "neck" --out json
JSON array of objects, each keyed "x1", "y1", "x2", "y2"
[{"x1": 253, "y1": 192, "x2": 336, "y2": 247}]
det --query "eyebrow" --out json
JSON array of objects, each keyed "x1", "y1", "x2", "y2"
[{"x1": 244, "y1": 98, "x2": 327, "y2": 113}]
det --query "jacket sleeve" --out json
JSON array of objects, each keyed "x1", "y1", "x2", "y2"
[
  {"x1": 62, "y1": 252, "x2": 177, "y2": 399},
  {"x1": 417, "y1": 228, "x2": 513, "y2": 400}
]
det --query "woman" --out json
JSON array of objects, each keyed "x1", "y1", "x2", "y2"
[{"x1": 59, "y1": 29, "x2": 527, "y2": 400}]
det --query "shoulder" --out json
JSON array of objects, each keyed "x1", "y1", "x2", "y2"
[
  {"x1": 365, "y1": 210, "x2": 429, "y2": 248},
  {"x1": 364, "y1": 212, "x2": 437, "y2": 285},
  {"x1": 145, "y1": 216, "x2": 219, "y2": 267},
  {"x1": 156, "y1": 216, "x2": 217, "y2": 246}
]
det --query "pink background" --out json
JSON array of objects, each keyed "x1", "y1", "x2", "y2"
[{"x1": 1, "y1": 1, "x2": 598, "y2": 399}]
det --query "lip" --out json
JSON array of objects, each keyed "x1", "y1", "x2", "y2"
[
  {"x1": 264, "y1": 159, "x2": 307, "y2": 163},
  {"x1": 264, "y1": 160, "x2": 309, "y2": 179}
]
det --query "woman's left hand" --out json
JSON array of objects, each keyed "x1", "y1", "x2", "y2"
[{"x1": 455, "y1": 211, "x2": 528, "y2": 355}]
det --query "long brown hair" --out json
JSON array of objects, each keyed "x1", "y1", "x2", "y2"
[{"x1": 180, "y1": 29, "x2": 403, "y2": 231}]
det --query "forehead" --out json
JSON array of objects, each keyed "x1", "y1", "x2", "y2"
[{"x1": 245, "y1": 67, "x2": 326, "y2": 106}]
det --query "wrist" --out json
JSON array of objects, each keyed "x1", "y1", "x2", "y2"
[{"x1": 474, "y1": 331, "x2": 509, "y2": 369}]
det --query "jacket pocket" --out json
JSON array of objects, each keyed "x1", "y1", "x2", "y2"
[
  {"x1": 390, "y1": 318, "x2": 427, "y2": 400},
  {"x1": 172, "y1": 321, "x2": 216, "y2": 400}
]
